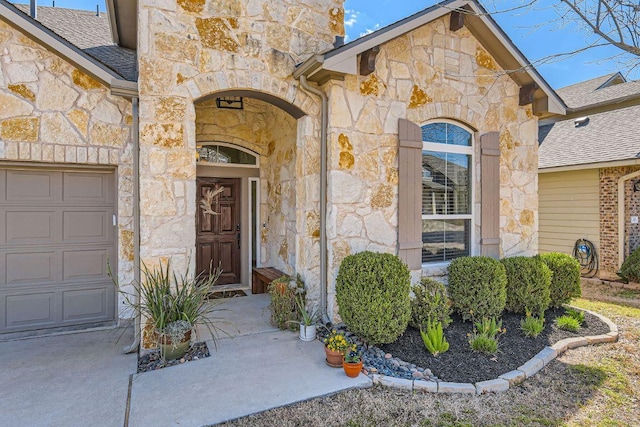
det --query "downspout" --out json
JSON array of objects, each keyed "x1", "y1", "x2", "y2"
[
  {"x1": 297, "y1": 75, "x2": 331, "y2": 324},
  {"x1": 617, "y1": 169, "x2": 640, "y2": 270},
  {"x1": 123, "y1": 96, "x2": 141, "y2": 353}
]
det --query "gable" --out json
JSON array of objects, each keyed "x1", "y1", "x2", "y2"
[{"x1": 295, "y1": 0, "x2": 565, "y2": 117}]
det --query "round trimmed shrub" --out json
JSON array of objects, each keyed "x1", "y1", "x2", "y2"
[
  {"x1": 447, "y1": 256, "x2": 507, "y2": 322},
  {"x1": 410, "y1": 277, "x2": 452, "y2": 330},
  {"x1": 618, "y1": 246, "x2": 640, "y2": 283},
  {"x1": 501, "y1": 256, "x2": 552, "y2": 317},
  {"x1": 540, "y1": 252, "x2": 582, "y2": 308},
  {"x1": 335, "y1": 251, "x2": 411, "y2": 345}
]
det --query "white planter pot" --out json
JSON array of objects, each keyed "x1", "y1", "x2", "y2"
[{"x1": 299, "y1": 324, "x2": 317, "y2": 342}]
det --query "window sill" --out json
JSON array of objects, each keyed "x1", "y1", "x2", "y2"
[{"x1": 421, "y1": 262, "x2": 450, "y2": 278}]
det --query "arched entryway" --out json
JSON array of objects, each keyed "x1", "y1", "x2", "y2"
[{"x1": 193, "y1": 91, "x2": 306, "y2": 292}]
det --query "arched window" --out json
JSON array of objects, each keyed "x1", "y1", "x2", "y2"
[
  {"x1": 421, "y1": 121, "x2": 473, "y2": 263},
  {"x1": 196, "y1": 143, "x2": 258, "y2": 167}
]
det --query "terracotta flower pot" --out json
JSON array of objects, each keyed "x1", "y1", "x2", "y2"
[
  {"x1": 324, "y1": 346, "x2": 343, "y2": 368},
  {"x1": 158, "y1": 330, "x2": 192, "y2": 361},
  {"x1": 342, "y1": 360, "x2": 363, "y2": 378}
]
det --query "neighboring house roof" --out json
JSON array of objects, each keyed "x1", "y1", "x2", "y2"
[
  {"x1": 0, "y1": 0, "x2": 137, "y2": 95},
  {"x1": 539, "y1": 104, "x2": 640, "y2": 169},
  {"x1": 557, "y1": 72, "x2": 640, "y2": 110},
  {"x1": 539, "y1": 74, "x2": 640, "y2": 170},
  {"x1": 12, "y1": 3, "x2": 137, "y2": 81},
  {"x1": 294, "y1": 0, "x2": 566, "y2": 117}
]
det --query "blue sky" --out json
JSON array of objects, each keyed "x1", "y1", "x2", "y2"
[{"x1": 15, "y1": 0, "x2": 638, "y2": 89}]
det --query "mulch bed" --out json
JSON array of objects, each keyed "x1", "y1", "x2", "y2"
[
  {"x1": 137, "y1": 341, "x2": 210, "y2": 373},
  {"x1": 380, "y1": 307, "x2": 610, "y2": 383}
]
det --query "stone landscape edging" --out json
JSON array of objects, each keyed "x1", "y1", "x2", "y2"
[{"x1": 368, "y1": 307, "x2": 618, "y2": 394}]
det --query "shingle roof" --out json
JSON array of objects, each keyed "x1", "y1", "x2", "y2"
[
  {"x1": 12, "y1": 3, "x2": 136, "y2": 81},
  {"x1": 538, "y1": 103, "x2": 640, "y2": 169},
  {"x1": 557, "y1": 73, "x2": 640, "y2": 109}
]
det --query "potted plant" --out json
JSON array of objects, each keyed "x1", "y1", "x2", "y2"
[
  {"x1": 323, "y1": 329, "x2": 351, "y2": 368},
  {"x1": 342, "y1": 349, "x2": 363, "y2": 378},
  {"x1": 111, "y1": 260, "x2": 226, "y2": 360},
  {"x1": 291, "y1": 293, "x2": 319, "y2": 341}
]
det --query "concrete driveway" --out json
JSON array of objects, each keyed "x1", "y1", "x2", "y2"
[
  {"x1": 0, "y1": 328, "x2": 137, "y2": 427},
  {"x1": 0, "y1": 295, "x2": 372, "y2": 427}
]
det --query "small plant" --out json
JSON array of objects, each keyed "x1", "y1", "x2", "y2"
[
  {"x1": 323, "y1": 329, "x2": 352, "y2": 354},
  {"x1": 540, "y1": 252, "x2": 582, "y2": 307},
  {"x1": 161, "y1": 320, "x2": 192, "y2": 348},
  {"x1": 501, "y1": 256, "x2": 552, "y2": 317},
  {"x1": 336, "y1": 251, "x2": 411, "y2": 345},
  {"x1": 468, "y1": 317, "x2": 504, "y2": 355},
  {"x1": 448, "y1": 256, "x2": 507, "y2": 322},
  {"x1": 565, "y1": 307, "x2": 585, "y2": 326},
  {"x1": 520, "y1": 314, "x2": 545, "y2": 338},
  {"x1": 293, "y1": 293, "x2": 318, "y2": 327},
  {"x1": 410, "y1": 277, "x2": 452, "y2": 331},
  {"x1": 469, "y1": 333, "x2": 499, "y2": 354},
  {"x1": 556, "y1": 315, "x2": 581, "y2": 332},
  {"x1": 343, "y1": 349, "x2": 362, "y2": 364},
  {"x1": 420, "y1": 320, "x2": 449, "y2": 356},
  {"x1": 474, "y1": 317, "x2": 505, "y2": 338},
  {"x1": 268, "y1": 274, "x2": 305, "y2": 330}
]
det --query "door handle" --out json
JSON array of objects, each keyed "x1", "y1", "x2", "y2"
[{"x1": 236, "y1": 224, "x2": 241, "y2": 249}]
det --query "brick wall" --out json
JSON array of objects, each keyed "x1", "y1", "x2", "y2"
[{"x1": 599, "y1": 166, "x2": 640, "y2": 275}]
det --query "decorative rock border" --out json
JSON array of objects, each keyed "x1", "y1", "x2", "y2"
[{"x1": 368, "y1": 307, "x2": 619, "y2": 394}]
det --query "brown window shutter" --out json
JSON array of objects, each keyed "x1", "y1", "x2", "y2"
[
  {"x1": 398, "y1": 118, "x2": 423, "y2": 269},
  {"x1": 480, "y1": 132, "x2": 500, "y2": 258}
]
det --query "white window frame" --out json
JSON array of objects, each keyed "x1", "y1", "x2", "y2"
[
  {"x1": 196, "y1": 141, "x2": 259, "y2": 168},
  {"x1": 247, "y1": 177, "x2": 261, "y2": 280},
  {"x1": 421, "y1": 119, "x2": 475, "y2": 266}
]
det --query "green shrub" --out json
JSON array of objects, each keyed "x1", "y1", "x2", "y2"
[
  {"x1": 520, "y1": 315, "x2": 545, "y2": 338},
  {"x1": 556, "y1": 315, "x2": 580, "y2": 332},
  {"x1": 501, "y1": 256, "x2": 552, "y2": 317},
  {"x1": 565, "y1": 307, "x2": 585, "y2": 326},
  {"x1": 469, "y1": 333, "x2": 498, "y2": 354},
  {"x1": 410, "y1": 277, "x2": 452, "y2": 331},
  {"x1": 420, "y1": 320, "x2": 449, "y2": 356},
  {"x1": 618, "y1": 246, "x2": 640, "y2": 283},
  {"x1": 447, "y1": 256, "x2": 507, "y2": 322},
  {"x1": 540, "y1": 252, "x2": 582, "y2": 308},
  {"x1": 268, "y1": 275, "x2": 304, "y2": 331},
  {"x1": 336, "y1": 251, "x2": 411, "y2": 345}
]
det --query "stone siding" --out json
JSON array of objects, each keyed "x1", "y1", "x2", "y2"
[
  {"x1": 323, "y1": 17, "x2": 539, "y2": 311},
  {"x1": 136, "y1": 0, "x2": 340, "y2": 291},
  {"x1": 0, "y1": 21, "x2": 134, "y2": 310},
  {"x1": 599, "y1": 166, "x2": 640, "y2": 275}
]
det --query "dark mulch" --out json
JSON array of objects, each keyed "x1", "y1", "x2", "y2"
[
  {"x1": 380, "y1": 307, "x2": 610, "y2": 383},
  {"x1": 137, "y1": 341, "x2": 210, "y2": 373}
]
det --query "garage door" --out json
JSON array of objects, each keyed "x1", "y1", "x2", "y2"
[{"x1": 0, "y1": 167, "x2": 117, "y2": 335}]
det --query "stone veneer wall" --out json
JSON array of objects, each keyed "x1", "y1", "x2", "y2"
[
  {"x1": 0, "y1": 21, "x2": 134, "y2": 310},
  {"x1": 137, "y1": 0, "x2": 343, "y2": 293},
  {"x1": 599, "y1": 166, "x2": 640, "y2": 275},
  {"x1": 195, "y1": 98, "x2": 298, "y2": 274},
  {"x1": 324, "y1": 17, "x2": 539, "y2": 312}
]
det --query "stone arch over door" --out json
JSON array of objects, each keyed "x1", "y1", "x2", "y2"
[{"x1": 191, "y1": 88, "x2": 322, "y2": 294}]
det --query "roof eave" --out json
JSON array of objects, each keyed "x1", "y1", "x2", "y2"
[
  {"x1": 539, "y1": 158, "x2": 640, "y2": 173},
  {"x1": 0, "y1": 0, "x2": 138, "y2": 97}
]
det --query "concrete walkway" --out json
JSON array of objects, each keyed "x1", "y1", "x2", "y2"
[{"x1": 0, "y1": 294, "x2": 372, "y2": 427}]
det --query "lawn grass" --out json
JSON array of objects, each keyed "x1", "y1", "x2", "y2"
[{"x1": 221, "y1": 296, "x2": 639, "y2": 427}]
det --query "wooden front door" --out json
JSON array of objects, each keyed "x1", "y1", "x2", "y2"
[{"x1": 196, "y1": 178, "x2": 241, "y2": 285}]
